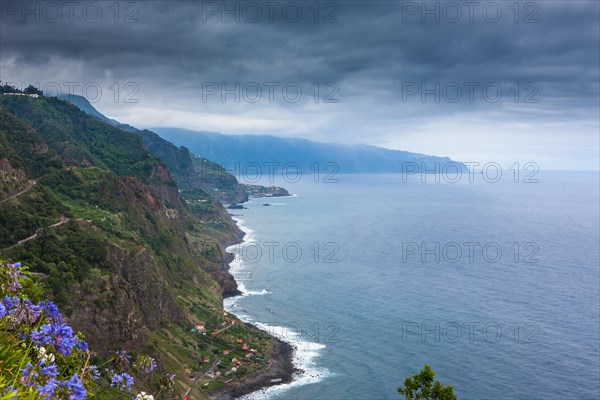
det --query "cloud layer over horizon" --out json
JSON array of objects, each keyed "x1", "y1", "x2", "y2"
[{"x1": 1, "y1": 0, "x2": 598, "y2": 169}]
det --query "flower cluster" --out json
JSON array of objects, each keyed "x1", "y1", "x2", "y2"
[
  {"x1": 88, "y1": 365, "x2": 101, "y2": 381},
  {"x1": 134, "y1": 355, "x2": 157, "y2": 374},
  {"x1": 39, "y1": 300, "x2": 62, "y2": 322},
  {"x1": 111, "y1": 372, "x2": 135, "y2": 391},
  {"x1": 113, "y1": 350, "x2": 132, "y2": 371},
  {"x1": 0, "y1": 261, "x2": 173, "y2": 399},
  {"x1": 31, "y1": 322, "x2": 79, "y2": 356},
  {"x1": 1, "y1": 262, "x2": 89, "y2": 399},
  {"x1": 2, "y1": 296, "x2": 42, "y2": 325},
  {"x1": 20, "y1": 361, "x2": 86, "y2": 400},
  {"x1": 0, "y1": 262, "x2": 22, "y2": 293},
  {"x1": 161, "y1": 373, "x2": 176, "y2": 390}
]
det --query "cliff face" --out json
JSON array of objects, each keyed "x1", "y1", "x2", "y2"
[
  {"x1": 0, "y1": 95, "x2": 271, "y2": 396},
  {"x1": 67, "y1": 244, "x2": 185, "y2": 353},
  {"x1": 190, "y1": 156, "x2": 250, "y2": 205},
  {"x1": 127, "y1": 128, "x2": 253, "y2": 205},
  {"x1": 57, "y1": 95, "x2": 263, "y2": 205}
]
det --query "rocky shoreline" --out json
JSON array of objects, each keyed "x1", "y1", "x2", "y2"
[
  {"x1": 212, "y1": 211, "x2": 298, "y2": 399},
  {"x1": 209, "y1": 323, "x2": 297, "y2": 400}
]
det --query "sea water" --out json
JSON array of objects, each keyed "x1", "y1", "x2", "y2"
[{"x1": 224, "y1": 172, "x2": 599, "y2": 400}]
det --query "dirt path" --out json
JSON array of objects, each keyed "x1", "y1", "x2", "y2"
[
  {"x1": 2, "y1": 216, "x2": 81, "y2": 251},
  {"x1": 215, "y1": 323, "x2": 234, "y2": 334},
  {"x1": 0, "y1": 180, "x2": 37, "y2": 204},
  {"x1": 16, "y1": 220, "x2": 68, "y2": 245}
]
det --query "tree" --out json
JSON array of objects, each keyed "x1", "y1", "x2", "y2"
[
  {"x1": 0, "y1": 82, "x2": 20, "y2": 94},
  {"x1": 23, "y1": 84, "x2": 43, "y2": 95},
  {"x1": 398, "y1": 364, "x2": 457, "y2": 400}
]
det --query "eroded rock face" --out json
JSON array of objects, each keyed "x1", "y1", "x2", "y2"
[
  {"x1": 0, "y1": 96, "x2": 284, "y2": 392},
  {"x1": 66, "y1": 244, "x2": 186, "y2": 354},
  {"x1": 232, "y1": 185, "x2": 250, "y2": 204},
  {"x1": 151, "y1": 164, "x2": 172, "y2": 181},
  {"x1": 61, "y1": 175, "x2": 242, "y2": 353},
  {"x1": 215, "y1": 271, "x2": 242, "y2": 298},
  {"x1": 110, "y1": 246, "x2": 184, "y2": 327}
]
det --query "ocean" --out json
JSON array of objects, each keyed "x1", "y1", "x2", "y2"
[{"x1": 224, "y1": 171, "x2": 600, "y2": 400}]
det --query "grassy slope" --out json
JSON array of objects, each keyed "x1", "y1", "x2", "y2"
[{"x1": 0, "y1": 96, "x2": 274, "y2": 399}]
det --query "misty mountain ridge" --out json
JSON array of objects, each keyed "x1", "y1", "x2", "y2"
[
  {"x1": 57, "y1": 94, "x2": 289, "y2": 203},
  {"x1": 153, "y1": 128, "x2": 466, "y2": 175},
  {"x1": 58, "y1": 94, "x2": 465, "y2": 175}
]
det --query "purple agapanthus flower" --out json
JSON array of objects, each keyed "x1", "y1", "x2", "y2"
[
  {"x1": 2, "y1": 296, "x2": 42, "y2": 324},
  {"x1": 76, "y1": 340, "x2": 88, "y2": 352},
  {"x1": 20, "y1": 360, "x2": 59, "y2": 393},
  {"x1": 0, "y1": 302, "x2": 6, "y2": 318},
  {"x1": 143, "y1": 357, "x2": 157, "y2": 374},
  {"x1": 20, "y1": 362, "x2": 39, "y2": 388},
  {"x1": 111, "y1": 372, "x2": 134, "y2": 391},
  {"x1": 2, "y1": 296, "x2": 18, "y2": 312},
  {"x1": 135, "y1": 355, "x2": 157, "y2": 374},
  {"x1": 40, "y1": 362, "x2": 58, "y2": 379},
  {"x1": 38, "y1": 301, "x2": 62, "y2": 322},
  {"x1": 63, "y1": 374, "x2": 86, "y2": 400},
  {"x1": 3, "y1": 262, "x2": 22, "y2": 293},
  {"x1": 13, "y1": 299, "x2": 41, "y2": 324},
  {"x1": 37, "y1": 380, "x2": 58, "y2": 399},
  {"x1": 113, "y1": 350, "x2": 132, "y2": 371},
  {"x1": 88, "y1": 365, "x2": 101, "y2": 381},
  {"x1": 31, "y1": 323, "x2": 78, "y2": 356}
]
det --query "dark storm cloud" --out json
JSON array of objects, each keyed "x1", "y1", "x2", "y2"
[
  {"x1": 0, "y1": 1, "x2": 598, "y2": 169},
  {"x1": 2, "y1": 1, "x2": 598, "y2": 84}
]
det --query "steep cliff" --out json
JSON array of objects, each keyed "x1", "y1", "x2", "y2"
[
  {"x1": 58, "y1": 94, "x2": 281, "y2": 205},
  {"x1": 0, "y1": 94, "x2": 276, "y2": 398}
]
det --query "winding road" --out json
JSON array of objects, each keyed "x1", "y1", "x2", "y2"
[
  {"x1": 1, "y1": 216, "x2": 86, "y2": 251},
  {"x1": 0, "y1": 180, "x2": 37, "y2": 204}
]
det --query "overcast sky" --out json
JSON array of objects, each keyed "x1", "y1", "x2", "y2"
[{"x1": 1, "y1": 1, "x2": 598, "y2": 169}]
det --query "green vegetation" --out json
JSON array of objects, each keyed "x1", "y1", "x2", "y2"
[
  {"x1": 57, "y1": 94, "x2": 291, "y2": 205},
  {"x1": 135, "y1": 131, "x2": 248, "y2": 205},
  {"x1": 0, "y1": 95, "x2": 165, "y2": 184},
  {"x1": 0, "y1": 260, "x2": 175, "y2": 399},
  {"x1": 0, "y1": 87, "x2": 277, "y2": 399},
  {"x1": 398, "y1": 364, "x2": 457, "y2": 400}
]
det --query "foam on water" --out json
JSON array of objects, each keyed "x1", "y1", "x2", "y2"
[
  {"x1": 224, "y1": 215, "x2": 331, "y2": 399},
  {"x1": 230, "y1": 173, "x2": 599, "y2": 399},
  {"x1": 225, "y1": 216, "x2": 263, "y2": 298},
  {"x1": 237, "y1": 322, "x2": 332, "y2": 400},
  {"x1": 244, "y1": 288, "x2": 272, "y2": 296}
]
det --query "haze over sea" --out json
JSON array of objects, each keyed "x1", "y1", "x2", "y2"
[{"x1": 225, "y1": 171, "x2": 599, "y2": 400}]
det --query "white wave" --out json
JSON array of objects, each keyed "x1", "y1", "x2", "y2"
[
  {"x1": 226, "y1": 269, "x2": 269, "y2": 298},
  {"x1": 226, "y1": 216, "x2": 258, "y2": 280},
  {"x1": 224, "y1": 215, "x2": 331, "y2": 399},
  {"x1": 244, "y1": 288, "x2": 272, "y2": 296},
  {"x1": 223, "y1": 295, "x2": 243, "y2": 312},
  {"x1": 229, "y1": 216, "x2": 257, "y2": 245},
  {"x1": 225, "y1": 216, "x2": 262, "y2": 299},
  {"x1": 238, "y1": 322, "x2": 331, "y2": 400}
]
